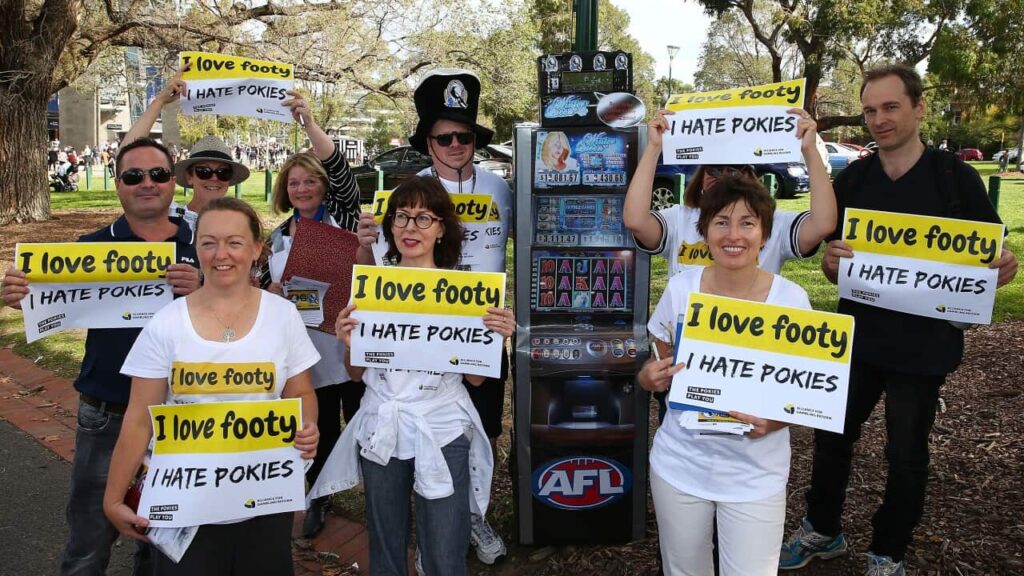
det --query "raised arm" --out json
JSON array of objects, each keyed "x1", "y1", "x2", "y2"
[
  {"x1": 624, "y1": 110, "x2": 670, "y2": 250},
  {"x1": 121, "y1": 66, "x2": 188, "y2": 146},
  {"x1": 791, "y1": 109, "x2": 837, "y2": 255}
]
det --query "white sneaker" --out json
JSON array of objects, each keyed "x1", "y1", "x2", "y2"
[{"x1": 469, "y1": 513, "x2": 506, "y2": 564}]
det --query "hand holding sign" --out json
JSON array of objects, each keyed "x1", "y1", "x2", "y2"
[
  {"x1": 481, "y1": 307, "x2": 516, "y2": 338},
  {"x1": 646, "y1": 109, "x2": 673, "y2": 151},
  {"x1": 293, "y1": 420, "x2": 319, "y2": 460},
  {"x1": 991, "y1": 247, "x2": 1018, "y2": 287},
  {"x1": 637, "y1": 356, "x2": 684, "y2": 393},
  {"x1": 156, "y1": 64, "x2": 190, "y2": 107},
  {"x1": 104, "y1": 499, "x2": 151, "y2": 543},
  {"x1": 1, "y1": 266, "x2": 28, "y2": 309},
  {"x1": 789, "y1": 107, "x2": 817, "y2": 152},
  {"x1": 356, "y1": 212, "x2": 378, "y2": 249},
  {"x1": 335, "y1": 303, "x2": 358, "y2": 347},
  {"x1": 728, "y1": 411, "x2": 788, "y2": 439}
]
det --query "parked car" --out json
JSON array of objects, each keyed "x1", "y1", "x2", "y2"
[
  {"x1": 651, "y1": 160, "x2": 809, "y2": 210},
  {"x1": 955, "y1": 148, "x2": 983, "y2": 161},
  {"x1": 992, "y1": 148, "x2": 1018, "y2": 162},
  {"x1": 824, "y1": 142, "x2": 860, "y2": 174},
  {"x1": 840, "y1": 142, "x2": 866, "y2": 152},
  {"x1": 859, "y1": 141, "x2": 879, "y2": 158},
  {"x1": 352, "y1": 145, "x2": 513, "y2": 204}
]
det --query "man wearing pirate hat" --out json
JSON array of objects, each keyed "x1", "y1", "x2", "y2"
[{"x1": 360, "y1": 68, "x2": 512, "y2": 568}]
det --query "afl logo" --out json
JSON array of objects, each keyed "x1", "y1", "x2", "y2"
[{"x1": 532, "y1": 456, "x2": 631, "y2": 510}]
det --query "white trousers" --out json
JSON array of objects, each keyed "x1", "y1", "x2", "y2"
[{"x1": 650, "y1": 469, "x2": 786, "y2": 576}]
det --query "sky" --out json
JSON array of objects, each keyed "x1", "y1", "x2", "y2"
[{"x1": 612, "y1": 0, "x2": 712, "y2": 86}]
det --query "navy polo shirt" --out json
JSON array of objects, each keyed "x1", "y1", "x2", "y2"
[{"x1": 72, "y1": 215, "x2": 197, "y2": 405}]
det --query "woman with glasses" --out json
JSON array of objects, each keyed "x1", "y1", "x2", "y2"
[
  {"x1": 624, "y1": 108, "x2": 836, "y2": 278},
  {"x1": 313, "y1": 176, "x2": 515, "y2": 576},
  {"x1": 256, "y1": 90, "x2": 365, "y2": 538}
]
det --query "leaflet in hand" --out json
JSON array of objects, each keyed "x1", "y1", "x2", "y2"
[
  {"x1": 283, "y1": 275, "x2": 330, "y2": 327},
  {"x1": 678, "y1": 410, "x2": 753, "y2": 435}
]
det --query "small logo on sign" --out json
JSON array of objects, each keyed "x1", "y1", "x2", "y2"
[
  {"x1": 244, "y1": 499, "x2": 256, "y2": 509},
  {"x1": 532, "y1": 456, "x2": 631, "y2": 510},
  {"x1": 122, "y1": 312, "x2": 132, "y2": 320},
  {"x1": 784, "y1": 404, "x2": 795, "y2": 414},
  {"x1": 449, "y1": 356, "x2": 460, "y2": 366}
]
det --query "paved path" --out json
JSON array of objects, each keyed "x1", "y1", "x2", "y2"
[{"x1": 0, "y1": 349, "x2": 377, "y2": 576}]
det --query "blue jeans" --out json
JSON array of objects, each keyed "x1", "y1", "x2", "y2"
[
  {"x1": 360, "y1": 435, "x2": 471, "y2": 576},
  {"x1": 60, "y1": 399, "x2": 150, "y2": 576}
]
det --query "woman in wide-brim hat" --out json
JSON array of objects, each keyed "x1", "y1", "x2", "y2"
[{"x1": 120, "y1": 65, "x2": 250, "y2": 230}]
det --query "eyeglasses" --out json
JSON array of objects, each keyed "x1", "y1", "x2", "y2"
[
  {"x1": 118, "y1": 167, "x2": 173, "y2": 185},
  {"x1": 192, "y1": 165, "x2": 234, "y2": 182},
  {"x1": 429, "y1": 131, "x2": 474, "y2": 147},
  {"x1": 393, "y1": 211, "x2": 442, "y2": 229},
  {"x1": 705, "y1": 166, "x2": 747, "y2": 178}
]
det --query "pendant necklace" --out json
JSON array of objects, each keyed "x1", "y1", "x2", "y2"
[{"x1": 211, "y1": 289, "x2": 251, "y2": 343}]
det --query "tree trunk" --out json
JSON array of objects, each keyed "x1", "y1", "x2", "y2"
[{"x1": 0, "y1": 91, "x2": 50, "y2": 224}]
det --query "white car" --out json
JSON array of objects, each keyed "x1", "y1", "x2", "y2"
[{"x1": 824, "y1": 142, "x2": 860, "y2": 172}]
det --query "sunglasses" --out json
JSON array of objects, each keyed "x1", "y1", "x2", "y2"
[
  {"x1": 118, "y1": 167, "x2": 172, "y2": 185},
  {"x1": 429, "y1": 131, "x2": 474, "y2": 147},
  {"x1": 705, "y1": 166, "x2": 747, "y2": 178},
  {"x1": 393, "y1": 211, "x2": 442, "y2": 229},
  {"x1": 192, "y1": 165, "x2": 234, "y2": 182}
]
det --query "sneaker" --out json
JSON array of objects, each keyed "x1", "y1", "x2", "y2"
[
  {"x1": 865, "y1": 552, "x2": 905, "y2": 576},
  {"x1": 469, "y1": 513, "x2": 507, "y2": 565},
  {"x1": 779, "y1": 517, "x2": 849, "y2": 570},
  {"x1": 414, "y1": 546, "x2": 425, "y2": 576}
]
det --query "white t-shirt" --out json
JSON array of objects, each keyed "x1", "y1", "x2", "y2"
[
  {"x1": 641, "y1": 204, "x2": 813, "y2": 277},
  {"x1": 647, "y1": 267, "x2": 811, "y2": 502},
  {"x1": 121, "y1": 292, "x2": 321, "y2": 405},
  {"x1": 417, "y1": 165, "x2": 512, "y2": 274}
]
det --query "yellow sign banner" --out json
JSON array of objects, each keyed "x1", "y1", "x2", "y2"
[
  {"x1": 170, "y1": 362, "x2": 277, "y2": 395},
  {"x1": 150, "y1": 399, "x2": 301, "y2": 455},
  {"x1": 667, "y1": 79, "x2": 806, "y2": 111},
  {"x1": 371, "y1": 190, "x2": 499, "y2": 224},
  {"x1": 350, "y1": 264, "x2": 504, "y2": 316},
  {"x1": 683, "y1": 292, "x2": 853, "y2": 362},
  {"x1": 842, "y1": 208, "x2": 1004, "y2": 266},
  {"x1": 180, "y1": 52, "x2": 293, "y2": 81},
  {"x1": 15, "y1": 242, "x2": 176, "y2": 283}
]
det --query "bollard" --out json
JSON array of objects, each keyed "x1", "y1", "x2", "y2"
[
  {"x1": 988, "y1": 175, "x2": 1001, "y2": 211},
  {"x1": 265, "y1": 168, "x2": 272, "y2": 202},
  {"x1": 762, "y1": 173, "x2": 777, "y2": 197},
  {"x1": 673, "y1": 173, "x2": 685, "y2": 205},
  {"x1": 85, "y1": 165, "x2": 91, "y2": 190},
  {"x1": 377, "y1": 166, "x2": 384, "y2": 190},
  {"x1": 103, "y1": 169, "x2": 109, "y2": 191},
  {"x1": 234, "y1": 182, "x2": 240, "y2": 199}
]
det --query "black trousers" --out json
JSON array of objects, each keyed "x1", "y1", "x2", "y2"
[
  {"x1": 153, "y1": 512, "x2": 294, "y2": 575},
  {"x1": 805, "y1": 361, "x2": 943, "y2": 562},
  {"x1": 306, "y1": 381, "x2": 366, "y2": 485}
]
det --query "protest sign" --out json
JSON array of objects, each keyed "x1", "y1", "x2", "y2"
[
  {"x1": 662, "y1": 79, "x2": 806, "y2": 165},
  {"x1": 369, "y1": 190, "x2": 505, "y2": 271},
  {"x1": 179, "y1": 52, "x2": 294, "y2": 123},
  {"x1": 15, "y1": 242, "x2": 175, "y2": 342},
  {"x1": 667, "y1": 292, "x2": 854, "y2": 433},
  {"x1": 838, "y1": 209, "x2": 1004, "y2": 324},
  {"x1": 349, "y1": 265, "x2": 506, "y2": 377},
  {"x1": 138, "y1": 399, "x2": 305, "y2": 527}
]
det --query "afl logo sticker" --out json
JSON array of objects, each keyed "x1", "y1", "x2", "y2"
[{"x1": 532, "y1": 456, "x2": 631, "y2": 510}]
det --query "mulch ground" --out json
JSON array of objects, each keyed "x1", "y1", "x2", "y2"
[{"x1": 2, "y1": 211, "x2": 1022, "y2": 575}]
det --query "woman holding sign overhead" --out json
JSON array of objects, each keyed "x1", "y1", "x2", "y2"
[
  {"x1": 624, "y1": 107, "x2": 835, "y2": 277},
  {"x1": 104, "y1": 198, "x2": 320, "y2": 573},
  {"x1": 311, "y1": 176, "x2": 515, "y2": 576},
  {"x1": 255, "y1": 90, "x2": 366, "y2": 537},
  {"x1": 637, "y1": 175, "x2": 813, "y2": 576}
]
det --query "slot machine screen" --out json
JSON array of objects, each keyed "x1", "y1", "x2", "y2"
[
  {"x1": 561, "y1": 71, "x2": 616, "y2": 93},
  {"x1": 531, "y1": 250, "x2": 633, "y2": 314},
  {"x1": 533, "y1": 129, "x2": 631, "y2": 190},
  {"x1": 533, "y1": 196, "x2": 627, "y2": 247}
]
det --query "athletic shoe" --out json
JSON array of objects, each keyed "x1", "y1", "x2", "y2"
[
  {"x1": 414, "y1": 546, "x2": 425, "y2": 576},
  {"x1": 865, "y1": 552, "x2": 905, "y2": 576},
  {"x1": 469, "y1": 513, "x2": 507, "y2": 564},
  {"x1": 779, "y1": 517, "x2": 849, "y2": 570}
]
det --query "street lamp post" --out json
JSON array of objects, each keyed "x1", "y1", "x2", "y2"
[{"x1": 666, "y1": 45, "x2": 680, "y2": 105}]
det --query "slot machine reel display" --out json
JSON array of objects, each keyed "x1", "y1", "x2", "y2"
[{"x1": 513, "y1": 52, "x2": 649, "y2": 545}]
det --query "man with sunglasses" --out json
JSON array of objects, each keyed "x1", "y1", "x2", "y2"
[
  {"x1": 2, "y1": 137, "x2": 201, "y2": 575},
  {"x1": 361, "y1": 69, "x2": 513, "y2": 568}
]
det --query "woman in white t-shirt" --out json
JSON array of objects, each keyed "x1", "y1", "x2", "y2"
[
  {"x1": 623, "y1": 108, "x2": 835, "y2": 278},
  {"x1": 103, "y1": 198, "x2": 321, "y2": 574},
  {"x1": 638, "y1": 177, "x2": 812, "y2": 576},
  {"x1": 309, "y1": 176, "x2": 516, "y2": 576}
]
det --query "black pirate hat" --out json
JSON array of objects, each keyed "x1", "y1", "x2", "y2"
[{"x1": 409, "y1": 69, "x2": 494, "y2": 154}]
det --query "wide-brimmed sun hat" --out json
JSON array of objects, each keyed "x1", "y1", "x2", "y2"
[{"x1": 174, "y1": 135, "x2": 250, "y2": 187}]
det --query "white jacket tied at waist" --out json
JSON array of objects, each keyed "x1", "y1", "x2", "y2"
[{"x1": 307, "y1": 378, "x2": 493, "y2": 516}]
